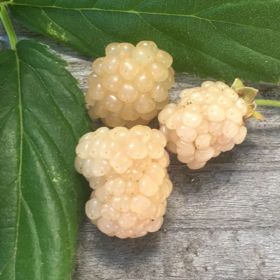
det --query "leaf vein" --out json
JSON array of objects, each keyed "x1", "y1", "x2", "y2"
[
  {"x1": 9, "y1": 1, "x2": 280, "y2": 35},
  {"x1": 0, "y1": 107, "x2": 16, "y2": 133},
  {"x1": 19, "y1": 59, "x2": 78, "y2": 141},
  {"x1": 79, "y1": 11, "x2": 117, "y2": 42},
  {"x1": 135, "y1": 12, "x2": 245, "y2": 73},
  {"x1": 23, "y1": 132, "x2": 72, "y2": 245},
  {"x1": 212, "y1": 23, "x2": 280, "y2": 64},
  {"x1": 41, "y1": 9, "x2": 96, "y2": 55},
  {"x1": 21, "y1": 196, "x2": 43, "y2": 279},
  {"x1": 13, "y1": 47, "x2": 23, "y2": 279}
]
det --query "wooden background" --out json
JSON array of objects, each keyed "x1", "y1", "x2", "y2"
[{"x1": 1, "y1": 24, "x2": 280, "y2": 280}]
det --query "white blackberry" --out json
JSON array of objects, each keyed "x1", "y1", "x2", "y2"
[
  {"x1": 75, "y1": 125, "x2": 172, "y2": 238},
  {"x1": 86, "y1": 41, "x2": 174, "y2": 127}
]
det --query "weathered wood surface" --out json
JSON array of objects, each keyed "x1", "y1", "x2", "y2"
[{"x1": 1, "y1": 24, "x2": 280, "y2": 280}]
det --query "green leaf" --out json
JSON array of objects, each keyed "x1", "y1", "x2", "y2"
[
  {"x1": 8, "y1": 0, "x2": 280, "y2": 83},
  {"x1": 0, "y1": 40, "x2": 90, "y2": 280}
]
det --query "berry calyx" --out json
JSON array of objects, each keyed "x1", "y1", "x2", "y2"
[{"x1": 231, "y1": 78, "x2": 264, "y2": 120}]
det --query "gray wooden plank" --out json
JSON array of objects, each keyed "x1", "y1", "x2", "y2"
[{"x1": 1, "y1": 23, "x2": 280, "y2": 280}]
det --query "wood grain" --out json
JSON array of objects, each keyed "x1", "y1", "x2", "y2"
[{"x1": 1, "y1": 23, "x2": 280, "y2": 280}]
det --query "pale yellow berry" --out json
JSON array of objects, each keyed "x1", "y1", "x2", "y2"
[
  {"x1": 176, "y1": 126, "x2": 197, "y2": 142},
  {"x1": 235, "y1": 98, "x2": 248, "y2": 115},
  {"x1": 141, "y1": 110, "x2": 158, "y2": 121},
  {"x1": 75, "y1": 125, "x2": 172, "y2": 238},
  {"x1": 202, "y1": 81, "x2": 215, "y2": 88},
  {"x1": 95, "y1": 187, "x2": 109, "y2": 202},
  {"x1": 147, "y1": 163, "x2": 165, "y2": 185},
  {"x1": 118, "y1": 213, "x2": 137, "y2": 229},
  {"x1": 125, "y1": 180, "x2": 139, "y2": 195},
  {"x1": 110, "y1": 152, "x2": 133, "y2": 174},
  {"x1": 158, "y1": 103, "x2": 176, "y2": 123},
  {"x1": 152, "y1": 84, "x2": 169, "y2": 102},
  {"x1": 160, "y1": 178, "x2": 173, "y2": 198},
  {"x1": 120, "y1": 104, "x2": 139, "y2": 121},
  {"x1": 215, "y1": 81, "x2": 228, "y2": 90},
  {"x1": 176, "y1": 141, "x2": 195, "y2": 157},
  {"x1": 166, "y1": 111, "x2": 182, "y2": 129},
  {"x1": 74, "y1": 157, "x2": 84, "y2": 174},
  {"x1": 217, "y1": 95, "x2": 233, "y2": 109},
  {"x1": 85, "y1": 199, "x2": 101, "y2": 220},
  {"x1": 104, "y1": 94, "x2": 123, "y2": 112},
  {"x1": 111, "y1": 196, "x2": 131, "y2": 212},
  {"x1": 134, "y1": 72, "x2": 154, "y2": 93},
  {"x1": 208, "y1": 122, "x2": 223, "y2": 136},
  {"x1": 137, "y1": 41, "x2": 158, "y2": 52},
  {"x1": 102, "y1": 55, "x2": 120, "y2": 74},
  {"x1": 97, "y1": 218, "x2": 116, "y2": 236},
  {"x1": 226, "y1": 107, "x2": 243, "y2": 124},
  {"x1": 147, "y1": 217, "x2": 164, "y2": 233},
  {"x1": 189, "y1": 91, "x2": 204, "y2": 104},
  {"x1": 118, "y1": 43, "x2": 134, "y2": 56},
  {"x1": 105, "y1": 42, "x2": 119, "y2": 56},
  {"x1": 159, "y1": 151, "x2": 170, "y2": 168},
  {"x1": 135, "y1": 95, "x2": 156, "y2": 114},
  {"x1": 195, "y1": 147, "x2": 215, "y2": 162},
  {"x1": 195, "y1": 134, "x2": 212, "y2": 149},
  {"x1": 222, "y1": 120, "x2": 239, "y2": 138},
  {"x1": 89, "y1": 177, "x2": 106, "y2": 190},
  {"x1": 207, "y1": 105, "x2": 225, "y2": 122},
  {"x1": 88, "y1": 104, "x2": 107, "y2": 119},
  {"x1": 151, "y1": 129, "x2": 167, "y2": 146},
  {"x1": 159, "y1": 80, "x2": 248, "y2": 170},
  {"x1": 223, "y1": 87, "x2": 238, "y2": 101},
  {"x1": 87, "y1": 82, "x2": 105, "y2": 101},
  {"x1": 149, "y1": 62, "x2": 169, "y2": 82},
  {"x1": 119, "y1": 58, "x2": 139, "y2": 80},
  {"x1": 101, "y1": 204, "x2": 120, "y2": 220},
  {"x1": 181, "y1": 111, "x2": 202, "y2": 128},
  {"x1": 148, "y1": 140, "x2": 165, "y2": 159},
  {"x1": 86, "y1": 41, "x2": 174, "y2": 127},
  {"x1": 177, "y1": 154, "x2": 194, "y2": 164},
  {"x1": 233, "y1": 126, "x2": 247, "y2": 144},
  {"x1": 132, "y1": 46, "x2": 155, "y2": 64},
  {"x1": 101, "y1": 74, "x2": 122, "y2": 92},
  {"x1": 130, "y1": 125, "x2": 152, "y2": 142},
  {"x1": 139, "y1": 175, "x2": 159, "y2": 197},
  {"x1": 196, "y1": 121, "x2": 209, "y2": 134},
  {"x1": 92, "y1": 57, "x2": 104, "y2": 75},
  {"x1": 104, "y1": 178, "x2": 126, "y2": 196},
  {"x1": 125, "y1": 135, "x2": 148, "y2": 159},
  {"x1": 130, "y1": 195, "x2": 151, "y2": 214},
  {"x1": 118, "y1": 83, "x2": 139, "y2": 103},
  {"x1": 156, "y1": 50, "x2": 173, "y2": 68},
  {"x1": 109, "y1": 126, "x2": 128, "y2": 140}
]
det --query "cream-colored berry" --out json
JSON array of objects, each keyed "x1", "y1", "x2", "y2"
[
  {"x1": 159, "y1": 81, "x2": 248, "y2": 169},
  {"x1": 86, "y1": 41, "x2": 174, "y2": 127},
  {"x1": 75, "y1": 125, "x2": 172, "y2": 238}
]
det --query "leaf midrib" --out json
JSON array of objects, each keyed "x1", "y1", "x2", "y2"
[
  {"x1": 14, "y1": 48, "x2": 23, "y2": 279},
  {"x1": 9, "y1": 3, "x2": 280, "y2": 39}
]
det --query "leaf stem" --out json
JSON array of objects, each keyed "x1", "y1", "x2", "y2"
[
  {"x1": 0, "y1": 4, "x2": 17, "y2": 50},
  {"x1": 256, "y1": 99, "x2": 280, "y2": 108}
]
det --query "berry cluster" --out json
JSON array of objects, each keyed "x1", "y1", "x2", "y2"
[
  {"x1": 86, "y1": 41, "x2": 174, "y2": 127},
  {"x1": 75, "y1": 126, "x2": 172, "y2": 238},
  {"x1": 78, "y1": 41, "x2": 258, "y2": 238},
  {"x1": 159, "y1": 81, "x2": 248, "y2": 169}
]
